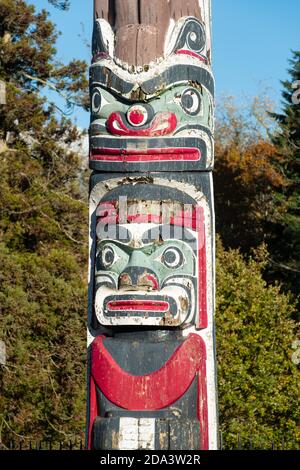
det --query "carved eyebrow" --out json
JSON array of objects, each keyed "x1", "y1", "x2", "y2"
[
  {"x1": 142, "y1": 65, "x2": 215, "y2": 97},
  {"x1": 142, "y1": 225, "x2": 197, "y2": 250},
  {"x1": 90, "y1": 64, "x2": 214, "y2": 99},
  {"x1": 90, "y1": 67, "x2": 134, "y2": 95},
  {"x1": 96, "y1": 224, "x2": 132, "y2": 243}
]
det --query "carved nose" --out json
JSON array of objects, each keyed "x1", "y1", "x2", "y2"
[
  {"x1": 119, "y1": 267, "x2": 159, "y2": 291},
  {"x1": 126, "y1": 105, "x2": 149, "y2": 127}
]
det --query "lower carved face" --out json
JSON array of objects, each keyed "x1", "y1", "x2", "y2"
[{"x1": 94, "y1": 222, "x2": 198, "y2": 327}]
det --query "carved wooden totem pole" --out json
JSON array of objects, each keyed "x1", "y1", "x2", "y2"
[{"x1": 87, "y1": 0, "x2": 217, "y2": 450}]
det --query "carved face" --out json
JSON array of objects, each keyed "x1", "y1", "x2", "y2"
[
  {"x1": 90, "y1": 13, "x2": 214, "y2": 172},
  {"x1": 90, "y1": 84, "x2": 213, "y2": 137},
  {"x1": 89, "y1": 78, "x2": 213, "y2": 169},
  {"x1": 94, "y1": 200, "x2": 205, "y2": 328}
]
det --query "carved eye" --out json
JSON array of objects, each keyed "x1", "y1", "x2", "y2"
[
  {"x1": 174, "y1": 18, "x2": 206, "y2": 55},
  {"x1": 162, "y1": 247, "x2": 184, "y2": 269},
  {"x1": 91, "y1": 87, "x2": 102, "y2": 115},
  {"x1": 180, "y1": 88, "x2": 202, "y2": 116},
  {"x1": 99, "y1": 245, "x2": 116, "y2": 269}
]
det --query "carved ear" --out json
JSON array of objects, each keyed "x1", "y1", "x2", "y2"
[
  {"x1": 92, "y1": 19, "x2": 115, "y2": 61},
  {"x1": 171, "y1": 17, "x2": 207, "y2": 60}
]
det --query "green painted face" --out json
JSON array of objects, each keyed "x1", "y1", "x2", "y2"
[
  {"x1": 94, "y1": 222, "x2": 198, "y2": 328},
  {"x1": 96, "y1": 238, "x2": 196, "y2": 288},
  {"x1": 90, "y1": 84, "x2": 214, "y2": 132}
]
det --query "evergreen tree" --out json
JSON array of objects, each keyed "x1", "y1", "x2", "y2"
[
  {"x1": 214, "y1": 95, "x2": 288, "y2": 255},
  {"x1": 0, "y1": 0, "x2": 88, "y2": 445},
  {"x1": 216, "y1": 239, "x2": 300, "y2": 449},
  {"x1": 270, "y1": 51, "x2": 300, "y2": 301}
]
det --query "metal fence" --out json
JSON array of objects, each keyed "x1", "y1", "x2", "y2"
[
  {"x1": 0, "y1": 440, "x2": 84, "y2": 451},
  {"x1": 219, "y1": 432, "x2": 300, "y2": 450},
  {"x1": 1, "y1": 432, "x2": 299, "y2": 451}
]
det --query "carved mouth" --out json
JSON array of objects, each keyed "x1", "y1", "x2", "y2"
[
  {"x1": 106, "y1": 300, "x2": 170, "y2": 312},
  {"x1": 95, "y1": 282, "x2": 195, "y2": 325},
  {"x1": 102, "y1": 294, "x2": 177, "y2": 317}
]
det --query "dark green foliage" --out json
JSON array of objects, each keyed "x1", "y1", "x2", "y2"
[
  {"x1": 216, "y1": 239, "x2": 300, "y2": 449},
  {"x1": 214, "y1": 95, "x2": 288, "y2": 256},
  {"x1": 0, "y1": 0, "x2": 89, "y2": 117},
  {"x1": 269, "y1": 51, "x2": 300, "y2": 300},
  {"x1": 0, "y1": 0, "x2": 88, "y2": 445}
]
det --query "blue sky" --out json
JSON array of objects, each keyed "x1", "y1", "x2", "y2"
[{"x1": 30, "y1": 0, "x2": 300, "y2": 129}]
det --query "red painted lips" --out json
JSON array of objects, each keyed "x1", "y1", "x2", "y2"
[{"x1": 106, "y1": 300, "x2": 169, "y2": 312}]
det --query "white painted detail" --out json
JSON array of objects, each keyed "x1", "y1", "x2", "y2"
[
  {"x1": 94, "y1": 19, "x2": 115, "y2": 58},
  {"x1": 164, "y1": 18, "x2": 175, "y2": 57},
  {"x1": 165, "y1": 16, "x2": 209, "y2": 61},
  {"x1": 95, "y1": 282, "x2": 195, "y2": 327},
  {"x1": 87, "y1": 327, "x2": 95, "y2": 348},
  {"x1": 137, "y1": 419, "x2": 156, "y2": 450},
  {"x1": 118, "y1": 418, "x2": 155, "y2": 450},
  {"x1": 91, "y1": 55, "x2": 214, "y2": 101}
]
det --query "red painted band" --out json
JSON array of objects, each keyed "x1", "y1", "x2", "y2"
[
  {"x1": 90, "y1": 148, "x2": 201, "y2": 162},
  {"x1": 196, "y1": 207, "x2": 207, "y2": 329},
  {"x1": 88, "y1": 334, "x2": 209, "y2": 449},
  {"x1": 176, "y1": 49, "x2": 207, "y2": 62},
  {"x1": 88, "y1": 376, "x2": 97, "y2": 450},
  {"x1": 91, "y1": 333, "x2": 206, "y2": 411}
]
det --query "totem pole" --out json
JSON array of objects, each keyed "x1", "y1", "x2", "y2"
[{"x1": 87, "y1": 0, "x2": 217, "y2": 450}]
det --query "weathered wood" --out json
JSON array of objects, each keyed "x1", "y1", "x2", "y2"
[
  {"x1": 139, "y1": 0, "x2": 170, "y2": 62},
  {"x1": 140, "y1": 0, "x2": 169, "y2": 30},
  {"x1": 113, "y1": 0, "x2": 170, "y2": 65},
  {"x1": 94, "y1": 0, "x2": 203, "y2": 65},
  {"x1": 115, "y1": 24, "x2": 161, "y2": 67},
  {"x1": 94, "y1": 0, "x2": 114, "y2": 23},
  {"x1": 169, "y1": 0, "x2": 202, "y2": 20},
  {"x1": 114, "y1": 0, "x2": 139, "y2": 28}
]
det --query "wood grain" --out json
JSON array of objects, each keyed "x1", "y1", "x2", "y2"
[
  {"x1": 114, "y1": 0, "x2": 139, "y2": 28},
  {"x1": 113, "y1": 0, "x2": 170, "y2": 65},
  {"x1": 169, "y1": 0, "x2": 202, "y2": 21},
  {"x1": 94, "y1": 0, "x2": 115, "y2": 23}
]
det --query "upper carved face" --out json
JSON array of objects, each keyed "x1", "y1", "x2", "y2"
[
  {"x1": 94, "y1": 200, "x2": 205, "y2": 328},
  {"x1": 90, "y1": 84, "x2": 213, "y2": 138},
  {"x1": 89, "y1": 14, "x2": 214, "y2": 172},
  {"x1": 89, "y1": 75, "x2": 214, "y2": 171}
]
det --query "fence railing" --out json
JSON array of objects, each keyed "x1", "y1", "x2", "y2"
[
  {"x1": 0, "y1": 440, "x2": 84, "y2": 451},
  {"x1": 219, "y1": 432, "x2": 299, "y2": 450},
  {"x1": 1, "y1": 433, "x2": 299, "y2": 451}
]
